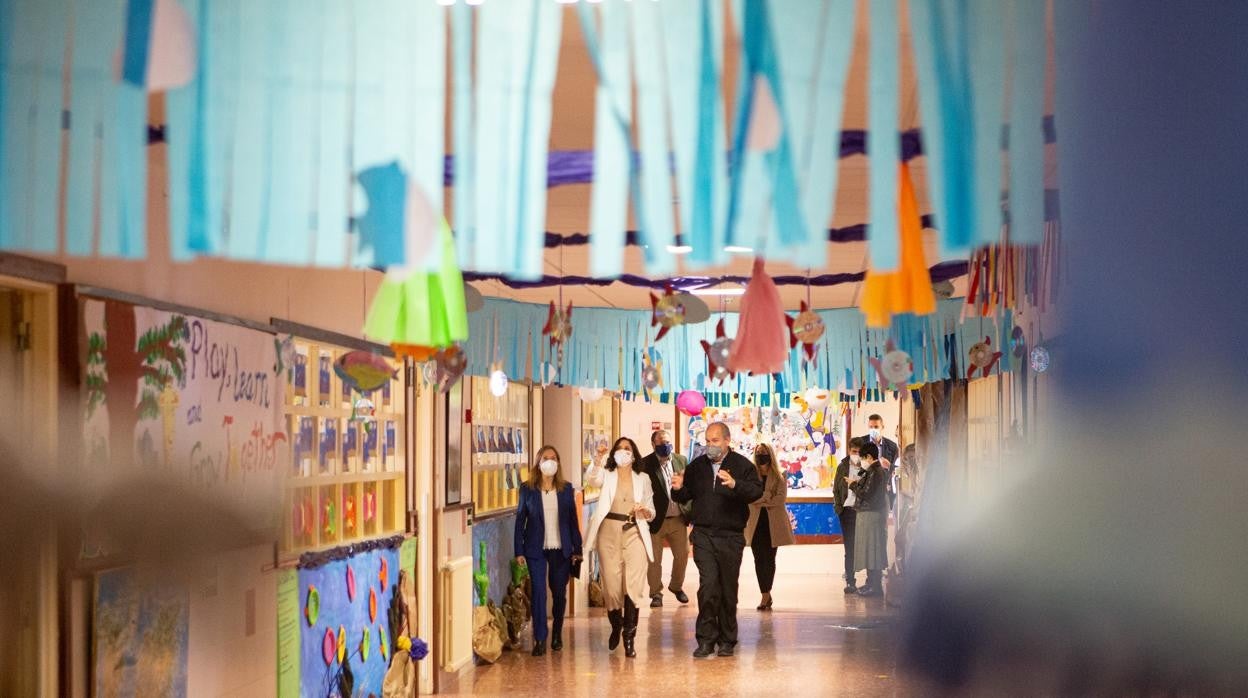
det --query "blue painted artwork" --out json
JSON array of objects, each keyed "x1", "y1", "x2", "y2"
[
  {"x1": 471, "y1": 513, "x2": 518, "y2": 605},
  {"x1": 787, "y1": 501, "x2": 843, "y2": 538},
  {"x1": 298, "y1": 545, "x2": 400, "y2": 697},
  {"x1": 93, "y1": 567, "x2": 189, "y2": 697}
]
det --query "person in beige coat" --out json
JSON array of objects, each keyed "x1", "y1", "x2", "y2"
[
  {"x1": 583, "y1": 436, "x2": 655, "y2": 658},
  {"x1": 744, "y1": 442, "x2": 795, "y2": 611}
]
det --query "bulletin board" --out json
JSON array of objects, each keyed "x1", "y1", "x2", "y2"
[
  {"x1": 470, "y1": 377, "x2": 531, "y2": 517},
  {"x1": 579, "y1": 394, "x2": 615, "y2": 504}
]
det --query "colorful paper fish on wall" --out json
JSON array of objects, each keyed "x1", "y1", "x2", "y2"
[
  {"x1": 869, "y1": 340, "x2": 914, "y2": 391},
  {"x1": 650, "y1": 288, "x2": 686, "y2": 341},
  {"x1": 700, "y1": 319, "x2": 735, "y2": 383},
  {"x1": 786, "y1": 301, "x2": 826, "y2": 364},
  {"x1": 334, "y1": 351, "x2": 397, "y2": 394},
  {"x1": 966, "y1": 336, "x2": 1003, "y2": 379}
]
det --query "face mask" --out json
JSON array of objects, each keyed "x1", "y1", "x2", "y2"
[
  {"x1": 704, "y1": 444, "x2": 726, "y2": 462},
  {"x1": 755, "y1": 453, "x2": 771, "y2": 465},
  {"x1": 613, "y1": 450, "x2": 634, "y2": 467},
  {"x1": 539, "y1": 459, "x2": 559, "y2": 476},
  {"x1": 655, "y1": 443, "x2": 673, "y2": 458},
  {"x1": 868, "y1": 428, "x2": 881, "y2": 440},
  {"x1": 850, "y1": 454, "x2": 861, "y2": 465}
]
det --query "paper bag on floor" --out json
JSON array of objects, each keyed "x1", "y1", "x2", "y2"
[
  {"x1": 382, "y1": 653, "x2": 415, "y2": 697},
  {"x1": 472, "y1": 606, "x2": 503, "y2": 663}
]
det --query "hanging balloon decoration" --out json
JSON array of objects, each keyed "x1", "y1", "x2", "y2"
[
  {"x1": 786, "y1": 300, "x2": 826, "y2": 366},
  {"x1": 868, "y1": 340, "x2": 914, "y2": 392},
  {"x1": 676, "y1": 390, "x2": 705, "y2": 417},
  {"x1": 578, "y1": 386, "x2": 605, "y2": 403},
  {"x1": 649, "y1": 286, "x2": 687, "y2": 341},
  {"x1": 966, "y1": 336, "x2": 1004, "y2": 379},
  {"x1": 700, "y1": 319, "x2": 736, "y2": 384}
]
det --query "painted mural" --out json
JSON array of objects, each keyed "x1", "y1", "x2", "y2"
[
  {"x1": 787, "y1": 501, "x2": 843, "y2": 542},
  {"x1": 471, "y1": 513, "x2": 518, "y2": 606},
  {"x1": 297, "y1": 545, "x2": 401, "y2": 697},
  {"x1": 93, "y1": 567, "x2": 189, "y2": 698}
]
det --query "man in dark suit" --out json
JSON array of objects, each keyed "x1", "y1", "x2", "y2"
[
  {"x1": 641, "y1": 429, "x2": 691, "y2": 607},
  {"x1": 834, "y1": 437, "x2": 866, "y2": 593},
  {"x1": 866, "y1": 413, "x2": 899, "y2": 508},
  {"x1": 671, "y1": 422, "x2": 764, "y2": 658}
]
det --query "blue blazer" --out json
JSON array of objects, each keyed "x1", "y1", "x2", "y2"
[{"x1": 514, "y1": 483, "x2": 583, "y2": 560}]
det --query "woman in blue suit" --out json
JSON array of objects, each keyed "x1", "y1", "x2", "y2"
[{"x1": 514, "y1": 445, "x2": 583, "y2": 656}]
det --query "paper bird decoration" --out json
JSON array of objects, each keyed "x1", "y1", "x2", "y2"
[
  {"x1": 649, "y1": 287, "x2": 686, "y2": 342},
  {"x1": 786, "y1": 301, "x2": 826, "y2": 365},
  {"x1": 700, "y1": 319, "x2": 736, "y2": 383},
  {"x1": 966, "y1": 336, "x2": 1003, "y2": 379},
  {"x1": 868, "y1": 340, "x2": 914, "y2": 391}
]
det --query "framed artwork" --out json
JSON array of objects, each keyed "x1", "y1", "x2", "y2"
[{"x1": 445, "y1": 379, "x2": 465, "y2": 506}]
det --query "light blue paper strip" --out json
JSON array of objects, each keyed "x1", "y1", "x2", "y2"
[
  {"x1": 121, "y1": 0, "x2": 154, "y2": 87},
  {"x1": 688, "y1": 0, "x2": 728, "y2": 268},
  {"x1": 408, "y1": 0, "x2": 446, "y2": 272},
  {"x1": 659, "y1": 1, "x2": 697, "y2": 245},
  {"x1": 202, "y1": 0, "x2": 242, "y2": 258},
  {"x1": 868, "y1": 0, "x2": 900, "y2": 271},
  {"x1": 969, "y1": 0, "x2": 1006, "y2": 247},
  {"x1": 630, "y1": 0, "x2": 676, "y2": 275},
  {"x1": 65, "y1": 0, "x2": 121, "y2": 255},
  {"x1": 909, "y1": 0, "x2": 973, "y2": 257},
  {"x1": 107, "y1": 82, "x2": 148, "y2": 258},
  {"x1": 582, "y1": 2, "x2": 633, "y2": 278},
  {"x1": 512, "y1": 1, "x2": 561, "y2": 280},
  {"x1": 1008, "y1": 0, "x2": 1045, "y2": 246},
  {"x1": 314, "y1": 0, "x2": 350, "y2": 267},
  {"x1": 166, "y1": 0, "x2": 200, "y2": 259},
  {"x1": 226, "y1": 0, "x2": 266, "y2": 260},
  {"x1": 0, "y1": 0, "x2": 68, "y2": 253},
  {"x1": 471, "y1": 1, "x2": 518, "y2": 273},
  {"x1": 451, "y1": 1, "x2": 475, "y2": 268}
]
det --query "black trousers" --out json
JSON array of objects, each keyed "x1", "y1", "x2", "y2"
[
  {"x1": 750, "y1": 514, "x2": 777, "y2": 594},
  {"x1": 691, "y1": 528, "x2": 745, "y2": 647},
  {"x1": 839, "y1": 507, "x2": 857, "y2": 583}
]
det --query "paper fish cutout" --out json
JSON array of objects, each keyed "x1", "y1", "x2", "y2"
[
  {"x1": 966, "y1": 336, "x2": 1003, "y2": 379},
  {"x1": 361, "y1": 627, "x2": 371, "y2": 661},
  {"x1": 343, "y1": 495, "x2": 357, "y2": 533},
  {"x1": 322, "y1": 628, "x2": 337, "y2": 666},
  {"x1": 334, "y1": 351, "x2": 397, "y2": 395},
  {"x1": 786, "y1": 301, "x2": 826, "y2": 364},
  {"x1": 379, "y1": 558, "x2": 389, "y2": 586},
  {"x1": 543, "y1": 301, "x2": 573, "y2": 344},
  {"x1": 869, "y1": 340, "x2": 914, "y2": 391},
  {"x1": 369, "y1": 587, "x2": 378, "y2": 623},
  {"x1": 728, "y1": 259, "x2": 789, "y2": 375},
  {"x1": 322, "y1": 496, "x2": 335, "y2": 537},
  {"x1": 641, "y1": 351, "x2": 664, "y2": 394},
  {"x1": 700, "y1": 319, "x2": 735, "y2": 383},
  {"x1": 649, "y1": 288, "x2": 686, "y2": 342},
  {"x1": 346, "y1": 566, "x2": 357, "y2": 602},
  {"x1": 380, "y1": 628, "x2": 391, "y2": 661},
  {"x1": 305, "y1": 585, "x2": 320, "y2": 626},
  {"x1": 337, "y1": 626, "x2": 347, "y2": 664}
]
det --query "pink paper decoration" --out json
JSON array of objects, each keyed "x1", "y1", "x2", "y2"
[
  {"x1": 346, "y1": 566, "x2": 357, "y2": 602},
  {"x1": 676, "y1": 390, "x2": 705, "y2": 417},
  {"x1": 728, "y1": 259, "x2": 790, "y2": 375}
]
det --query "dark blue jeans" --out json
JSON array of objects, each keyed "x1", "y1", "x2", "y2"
[{"x1": 526, "y1": 549, "x2": 571, "y2": 641}]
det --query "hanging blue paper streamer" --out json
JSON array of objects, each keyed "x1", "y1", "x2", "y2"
[
  {"x1": 511, "y1": 0, "x2": 561, "y2": 280},
  {"x1": 968, "y1": 1, "x2": 1006, "y2": 247},
  {"x1": 581, "y1": 1, "x2": 633, "y2": 278},
  {"x1": 225, "y1": 0, "x2": 267, "y2": 260},
  {"x1": 867, "y1": 0, "x2": 900, "y2": 271},
  {"x1": 121, "y1": 0, "x2": 154, "y2": 87},
  {"x1": 166, "y1": 0, "x2": 205, "y2": 259},
  {"x1": 409, "y1": 0, "x2": 447, "y2": 271},
  {"x1": 688, "y1": 0, "x2": 728, "y2": 267},
  {"x1": 1008, "y1": 0, "x2": 1045, "y2": 246},
  {"x1": 452, "y1": 1, "x2": 476, "y2": 268},
  {"x1": 314, "y1": 0, "x2": 351, "y2": 266},
  {"x1": 629, "y1": 0, "x2": 677, "y2": 275}
]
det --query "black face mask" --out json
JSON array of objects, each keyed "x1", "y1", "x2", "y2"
[{"x1": 755, "y1": 453, "x2": 770, "y2": 465}]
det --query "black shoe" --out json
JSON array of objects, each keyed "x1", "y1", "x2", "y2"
[
  {"x1": 550, "y1": 629, "x2": 563, "y2": 651},
  {"x1": 607, "y1": 609, "x2": 623, "y2": 650},
  {"x1": 692, "y1": 643, "x2": 716, "y2": 658},
  {"x1": 673, "y1": 590, "x2": 690, "y2": 604},
  {"x1": 650, "y1": 594, "x2": 663, "y2": 608},
  {"x1": 531, "y1": 640, "x2": 546, "y2": 657},
  {"x1": 843, "y1": 583, "x2": 858, "y2": 594},
  {"x1": 716, "y1": 643, "x2": 736, "y2": 657},
  {"x1": 857, "y1": 585, "x2": 881, "y2": 597}
]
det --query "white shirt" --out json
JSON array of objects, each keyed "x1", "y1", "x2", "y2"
[
  {"x1": 844, "y1": 463, "x2": 863, "y2": 508},
  {"x1": 541, "y1": 489, "x2": 561, "y2": 550},
  {"x1": 661, "y1": 459, "x2": 680, "y2": 517}
]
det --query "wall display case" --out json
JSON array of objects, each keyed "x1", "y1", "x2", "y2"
[
  {"x1": 579, "y1": 395, "x2": 615, "y2": 504},
  {"x1": 470, "y1": 377, "x2": 531, "y2": 518},
  {"x1": 282, "y1": 340, "x2": 407, "y2": 553}
]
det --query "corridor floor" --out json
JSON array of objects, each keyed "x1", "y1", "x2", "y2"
[{"x1": 452, "y1": 545, "x2": 917, "y2": 697}]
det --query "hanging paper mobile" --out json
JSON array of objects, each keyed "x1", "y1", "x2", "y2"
[
  {"x1": 675, "y1": 293, "x2": 711, "y2": 324},
  {"x1": 305, "y1": 585, "x2": 320, "y2": 626},
  {"x1": 966, "y1": 336, "x2": 1004, "y2": 378},
  {"x1": 1030, "y1": 346, "x2": 1050, "y2": 373},
  {"x1": 641, "y1": 350, "x2": 664, "y2": 395},
  {"x1": 786, "y1": 301, "x2": 826, "y2": 365},
  {"x1": 700, "y1": 319, "x2": 736, "y2": 383},
  {"x1": 869, "y1": 340, "x2": 914, "y2": 391},
  {"x1": 542, "y1": 301, "x2": 574, "y2": 372},
  {"x1": 1010, "y1": 326, "x2": 1027, "y2": 360},
  {"x1": 649, "y1": 287, "x2": 687, "y2": 341},
  {"x1": 335, "y1": 351, "x2": 397, "y2": 394},
  {"x1": 433, "y1": 344, "x2": 467, "y2": 393}
]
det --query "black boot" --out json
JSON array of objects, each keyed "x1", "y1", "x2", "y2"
[
  {"x1": 622, "y1": 597, "x2": 639, "y2": 658},
  {"x1": 531, "y1": 639, "x2": 546, "y2": 657},
  {"x1": 550, "y1": 626, "x2": 563, "y2": 651},
  {"x1": 607, "y1": 609, "x2": 624, "y2": 650}
]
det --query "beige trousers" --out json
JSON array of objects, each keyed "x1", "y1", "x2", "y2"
[
  {"x1": 597, "y1": 519, "x2": 648, "y2": 611},
  {"x1": 647, "y1": 516, "x2": 690, "y2": 597}
]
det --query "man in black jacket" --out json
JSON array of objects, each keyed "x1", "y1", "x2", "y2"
[
  {"x1": 834, "y1": 437, "x2": 866, "y2": 593},
  {"x1": 671, "y1": 422, "x2": 764, "y2": 658}
]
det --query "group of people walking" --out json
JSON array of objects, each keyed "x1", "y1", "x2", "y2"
[{"x1": 513, "y1": 417, "x2": 909, "y2": 659}]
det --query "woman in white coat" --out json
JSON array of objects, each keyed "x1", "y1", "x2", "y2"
[{"x1": 584, "y1": 436, "x2": 655, "y2": 658}]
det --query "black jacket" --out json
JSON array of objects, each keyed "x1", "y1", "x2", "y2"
[
  {"x1": 641, "y1": 452, "x2": 689, "y2": 534},
  {"x1": 671, "y1": 450, "x2": 764, "y2": 535},
  {"x1": 833, "y1": 456, "x2": 857, "y2": 515},
  {"x1": 849, "y1": 464, "x2": 889, "y2": 513}
]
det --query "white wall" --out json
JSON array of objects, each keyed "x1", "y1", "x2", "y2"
[
  {"x1": 186, "y1": 545, "x2": 277, "y2": 697},
  {"x1": 618, "y1": 398, "x2": 678, "y2": 454}
]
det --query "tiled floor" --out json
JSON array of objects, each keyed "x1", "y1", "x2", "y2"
[{"x1": 452, "y1": 545, "x2": 917, "y2": 697}]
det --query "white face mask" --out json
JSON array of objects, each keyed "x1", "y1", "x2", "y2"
[
  {"x1": 539, "y1": 459, "x2": 559, "y2": 476},
  {"x1": 850, "y1": 454, "x2": 861, "y2": 465},
  {"x1": 613, "y1": 449, "x2": 634, "y2": 467},
  {"x1": 868, "y1": 428, "x2": 881, "y2": 440}
]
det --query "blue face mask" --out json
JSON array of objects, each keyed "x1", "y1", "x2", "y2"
[{"x1": 655, "y1": 443, "x2": 673, "y2": 458}]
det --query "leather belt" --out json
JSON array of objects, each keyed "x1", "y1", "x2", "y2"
[{"x1": 604, "y1": 512, "x2": 637, "y2": 530}]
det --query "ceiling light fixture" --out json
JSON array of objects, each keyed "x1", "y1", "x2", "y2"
[
  {"x1": 723, "y1": 245, "x2": 754, "y2": 253},
  {"x1": 665, "y1": 244, "x2": 693, "y2": 254}
]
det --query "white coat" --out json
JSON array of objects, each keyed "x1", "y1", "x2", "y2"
[{"x1": 583, "y1": 460, "x2": 656, "y2": 563}]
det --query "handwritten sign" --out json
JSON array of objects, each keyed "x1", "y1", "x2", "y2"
[
  {"x1": 133, "y1": 308, "x2": 287, "y2": 531},
  {"x1": 276, "y1": 569, "x2": 300, "y2": 697}
]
